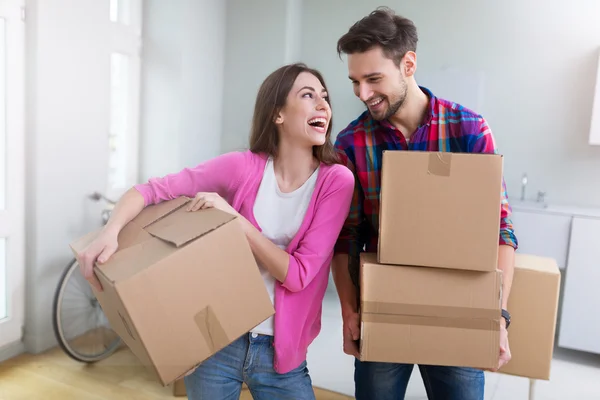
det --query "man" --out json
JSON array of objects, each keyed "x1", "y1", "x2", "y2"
[{"x1": 332, "y1": 7, "x2": 518, "y2": 400}]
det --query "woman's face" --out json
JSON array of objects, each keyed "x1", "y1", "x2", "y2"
[{"x1": 275, "y1": 72, "x2": 331, "y2": 148}]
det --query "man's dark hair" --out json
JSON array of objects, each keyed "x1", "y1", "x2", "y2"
[{"x1": 337, "y1": 7, "x2": 418, "y2": 66}]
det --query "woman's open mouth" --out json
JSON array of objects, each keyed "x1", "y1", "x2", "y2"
[{"x1": 307, "y1": 117, "x2": 327, "y2": 133}]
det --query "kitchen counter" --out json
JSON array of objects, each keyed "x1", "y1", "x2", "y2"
[{"x1": 511, "y1": 200, "x2": 600, "y2": 219}]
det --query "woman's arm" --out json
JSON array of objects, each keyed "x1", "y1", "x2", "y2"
[
  {"x1": 77, "y1": 151, "x2": 248, "y2": 291},
  {"x1": 77, "y1": 188, "x2": 145, "y2": 291},
  {"x1": 102, "y1": 188, "x2": 145, "y2": 240},
  {"x1": 240, "y1": 167, "x2": 355, "y2": 290},
  {"x1": 135, "y1": 151, "x2": 247, "y2": 206}
]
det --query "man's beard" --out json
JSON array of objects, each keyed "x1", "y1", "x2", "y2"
[{"x1": 367, "y1": 82, "x2": 408, "y2": 121}]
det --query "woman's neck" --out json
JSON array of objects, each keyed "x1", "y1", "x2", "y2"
[{"x1": 272, "y1": 141, "x2": 318, "y2": 193}]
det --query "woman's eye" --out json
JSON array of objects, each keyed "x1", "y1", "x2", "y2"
[{"x1": 302, "y1": 92, "x2": 313, "y2": 98}]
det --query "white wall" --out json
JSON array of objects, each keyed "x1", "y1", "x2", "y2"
[
  {"x1": 25, "y1": 0, "x2": 113, "y2": 352},
  {"x1": 220, "y1": 0, "x2": 303, "y2": 153},
  {"x1": 299, "y1": 0, "x2": 600, "y2": 208},
  {"x1": 220, "y1": 0, "x2": 600, "y2": 208},
  {"x1": 140, "y1": 0, "x2": 226, "y2": 181},
  {"x1": 23, "y1": 0, "x2": 227, "y2": 354}
]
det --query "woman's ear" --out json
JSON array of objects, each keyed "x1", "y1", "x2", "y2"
[{"x1": 274, "y1": 111, "x2": 284, "y2": 125}]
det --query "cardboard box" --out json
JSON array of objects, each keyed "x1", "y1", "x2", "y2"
[
  {"x1": 378, "y1": 151, "x2": 503, "y2": 272},
  {"x1": 172, "y1": 378, "x2": 186, "y2": 397},
  {"x1": 70, "y1": 197, "x2": 274, "y2": 386},
  {"x1": 499, "y1": 254, "x2": 561, "y2": 380},
  {"x1": 359, "y1": 253, "x2": 502, "y2": 369}
]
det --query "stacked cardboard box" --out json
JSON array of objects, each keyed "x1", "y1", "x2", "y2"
[
  {"x1": 360, "y1": 151, "x2": 504, "y2": 370},
  {"x1": 500, "y1": 254, "x2": 560, "y2": 380},
  {"x1": 70, "y1": 197, "x2": 274, "y2": 386},
  {"x1": 359, "y1": 150, "x2": 561, "y2": 378}
]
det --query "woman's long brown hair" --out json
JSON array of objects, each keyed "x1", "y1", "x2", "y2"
[{"x1": 248, "y1": 63, "x2": 339, "y2": 165}]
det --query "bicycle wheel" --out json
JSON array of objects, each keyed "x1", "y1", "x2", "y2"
[{"x1": 52, "y1": 258, "x2": 122, "y2": 363}]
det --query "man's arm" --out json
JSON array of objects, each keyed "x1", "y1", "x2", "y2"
[
  {"x1": 332, "y1": 254, "x2": 357, "y2": 316},
  {"x1": 471, "y1": 117, "x2": 518, "y2": 370},
  {"x1": 332, "y1": 150, "x2": 364, "y2": 316},
  {"x1": 498, "y1": 178, "x2": 518, "y2": 310},
  {"x1": 332, "y1": 140, "x2": 366, "y2": 358},
  {"x1": 471, "y1": 118, "x2": 519, "y2": 308}
]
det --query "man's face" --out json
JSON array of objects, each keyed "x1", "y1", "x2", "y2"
[{"x1": 347, "y1": 46, "x2": 408, "y2": 121}]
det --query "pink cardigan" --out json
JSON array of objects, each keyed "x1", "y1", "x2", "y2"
[{"x1": 133, "y1": 150, "x2": 354, "y2": 374}]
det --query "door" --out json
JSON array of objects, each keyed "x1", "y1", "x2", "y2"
[
  {"x1": 0, "y1": 0, "x2": 25, "y2": 348},
  {"x1": 558, "y1": 216, "x2": 600, "y2": 354}
]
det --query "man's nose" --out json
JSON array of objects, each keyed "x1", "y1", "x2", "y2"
[{"x1": 358, "y1": 84, "x2": 373, "y2": 102}]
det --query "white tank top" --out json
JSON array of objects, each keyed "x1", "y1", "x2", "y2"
[{"x1": 250, "y1": 157, "x2": 319, "y2": 336}]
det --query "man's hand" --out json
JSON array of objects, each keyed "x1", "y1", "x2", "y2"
[
  {"x1": 342, "y1": 311, "x2": 361, "y2": 358},
  {"x1": 489, "y1": 321, "x2": 511, "y2": 372}
]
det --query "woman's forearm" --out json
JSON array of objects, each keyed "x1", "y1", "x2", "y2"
[
  {"x1": 103, "y1": 188, "x2": 146, "y2": 236},
  {"x1": 238, "y1": 218, "x2": 289, "y2": 282}
]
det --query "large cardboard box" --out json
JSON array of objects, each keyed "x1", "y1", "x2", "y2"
[
  {"x1": 499, "y1": 254, "x2": 561, "y2": 380},
  {"x1": 359, "y1": 253, "x2": 502, "y2": 369},
  {"x1": 379, "y1": 151, "x2": 503, "y2": 272},
  {"x1": 70, "y1": 197, "x2": 274, "y2": 386},
  {"x1": 172, "y1": 378, "x2": 186, "y2": 397}
]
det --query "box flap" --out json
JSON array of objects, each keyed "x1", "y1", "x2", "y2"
[
  {"x1": 145, "y1": 207, "x2": 236, "y2": 247},
  {"x1": 514, "y1": 254, "x2": 559, "y2": 274},
  {"x1": 95, "y1": 237, "x2": 177, "y2": 283},
  {"x1": 134, "y1": 196, "x2": 191, "y2": 228}
]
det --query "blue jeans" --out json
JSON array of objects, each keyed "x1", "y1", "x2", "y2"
[
  {"x1": 355, "y1": 359, "x2": 485, "y2": 400},
  {"x1": 184, "y1": 333, "x2": 315, "y2": 400}
]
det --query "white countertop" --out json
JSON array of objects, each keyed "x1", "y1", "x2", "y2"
[{"x1": 511, "y1": 200, "x2": 600, "y2": 219}]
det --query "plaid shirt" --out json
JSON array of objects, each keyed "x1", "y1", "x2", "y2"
[{"x1": 334, "y1": 86, "x2": 518, "y2": 288}]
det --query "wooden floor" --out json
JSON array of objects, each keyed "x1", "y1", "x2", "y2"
[{"x1": 0, "y1": 345, "x2": 353, "y2": 399}]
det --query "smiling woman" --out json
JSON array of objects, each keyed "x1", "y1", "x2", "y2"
[{"x1": 74, "y1": 62, "x2": 355, "y2": 400}]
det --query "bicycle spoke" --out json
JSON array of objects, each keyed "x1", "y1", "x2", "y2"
[
  {"x1": 67, "y1": 272, "x2": 94, "y2": 299},
  {"x1": 54, "y1": 259, "x2": 122, "y2": 363}
]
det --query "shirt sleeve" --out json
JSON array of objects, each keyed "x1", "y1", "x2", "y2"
[
  {"x1": 281, "y1": 166, "x2": 355, "y2": 292},
  {"x1": 470, "y1": 118, "x2": 519, "y2": 249},
  {"x1": 332, "y1": 136, "x2": 367, "y2": 288},
  {"x1": 335, "y1": 142, "x2": 365, "y2": 255},
  {"x1": 134, "y1": 151, "x2": 246, "y2": 206}
]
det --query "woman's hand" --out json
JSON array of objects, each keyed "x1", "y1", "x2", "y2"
[
  {"x1": 76, "y1": 227, "x2": 119, "y2": 292},
  {"x1": 186, "y1": 192, "x2": 240, "y2": 217},
  {"x1": 186, "y1": 192, "x2": 291, "y2": 282}
]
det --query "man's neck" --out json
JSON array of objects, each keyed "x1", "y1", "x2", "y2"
[{"x1": 387, "y1": 84, "x2": 430, "y2": 139}]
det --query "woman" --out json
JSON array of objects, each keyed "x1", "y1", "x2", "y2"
[{"x1": 76, "y1": 63, "x2": 354, "y2": 399}]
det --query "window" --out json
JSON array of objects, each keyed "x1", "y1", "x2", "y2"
[
  {"x1": 107, "y1": 0, "x2": 142, "y2": 199},
  {"x1": 0, "y1": 239, "x2": 5, "y2": 320},
  {"x1": 110, "y1": 0, "x2": 131, "y2": 25},
  {"x1": 0, "y1": 17, "x2": 5, "y2": 212},
  {"x1": 0, "y1": 0, "x2": 25, "y2": 348},
  {"x1": 590, "y1": 48, "x2": 600, "y2": 146}
]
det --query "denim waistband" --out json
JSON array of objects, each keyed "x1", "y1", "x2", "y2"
[{"x1": 248, "y1": 332, "x2": 272, "y2": 343}]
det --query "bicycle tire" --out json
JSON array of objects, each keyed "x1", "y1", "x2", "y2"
[{"x1": 52, "y1": 258, "x2": 122, "y2": 363}]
